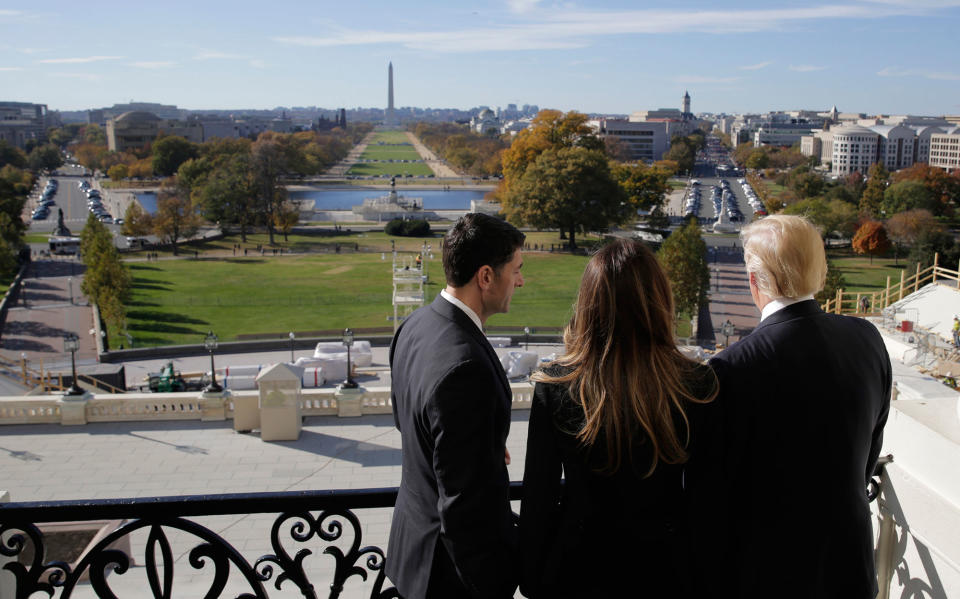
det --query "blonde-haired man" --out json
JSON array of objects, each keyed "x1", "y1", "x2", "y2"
[{"x1": 709, "y1": 215, "x2": 891, "y2": 598}]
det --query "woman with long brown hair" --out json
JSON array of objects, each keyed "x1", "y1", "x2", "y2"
[{"x1": 519, "y1": 238, "x2": 719, "y2": 598}]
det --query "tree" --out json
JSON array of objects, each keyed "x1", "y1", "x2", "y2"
[
  {"x1": 815, "y1": 259, "x2": 847, "y2": 304},
  {"x1": 501, "y1": 146, "x2": 627, "y2": 251},
  {"x1": 107, "y1": 164, "x2": 129, "y2": 181},
  {"x1": 852, "y1": 220, "x2": 890, "y2": 264},
  {"x1": 745, "y1": 149, "x2": 770, "y2": 170},
  {"x1": 657, "y1": 220, "x2": 709, "y2": 325},
  {"x1": 646, "y1": 205, "x2": 671, "y2": 229},
  {"x1": 26, "y1": 144, "x2": 63, "y2": 172},
  {"x1": 251, "y1": 134, "x2": 289, "y2": 245},
  {"x1": 664, "y1": 136, "x2": 695, "y2": 174},
  {"x1": 891, "y1": 162, "x2": 960, "y2": 216},
  {"x1": 611, "y1": 162, "x2": 670, "y2": 213},
  {"x1": 273, "y1": 200, "x2": 299, "y2": 242},
  {"x1": 907, "y1": 228, "x2": 960, "y2": 271},
  {"x1": 0, "y1": 141, "x2": 27, "y2": 169},
  {"x1": 788, "y1": 170, "x2": 824, "y2": 199},
  {"x1": 783, "y1": 198, "x2": 857, "y2": 239},
  {"x1": 882, "y1": 180, "x2": 934, "y2": 216},
  {"x1": 859, "y1": 163, "x2": 889, "y2": 218},
  {"x1": 501, "y1": 110, "x2": 599, "y2": 184},
  {"x1": 80, "y1": 214, "x2": 131, "y2": 336},
  {"x1": 121, "y1": 201, "x2": 154, "y2": 237},
  {"x1": 887, "y1": 209, "x2": 939, "y2": 265},
  {"x1": 603, "y1": 136, "x2": 632, "y2": 161},
  {"x1": 80, "y1": 124, "x2": 107, "y2": 146},
  {"x1": 152, "y1": 135, "x2": 198, "y2": 177},
  {"x1": 154, "y1": 177, "x2": 202, "y2": 255},
  {"x1": 191, "y1": 154, "x2": 258, "y2": 241}
]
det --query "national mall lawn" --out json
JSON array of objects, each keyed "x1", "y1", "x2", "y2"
[
  {"x1": 119, "y1": 231, "x2": 591, "y2": 348},
  {"x1": 117, "y1": 230, "x2": 909, "y2": 349}
]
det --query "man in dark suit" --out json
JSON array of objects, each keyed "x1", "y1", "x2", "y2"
[
  {"x1": 709, "y1": 215, "x2": 891, "y2": 599},
  {"x1": 387, "y1": 213, "x2": 525, "y2": 599}
]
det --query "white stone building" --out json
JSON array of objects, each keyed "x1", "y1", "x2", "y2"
[{"x1": 928, "y1": 128, "x2": 960, "y2": 171}]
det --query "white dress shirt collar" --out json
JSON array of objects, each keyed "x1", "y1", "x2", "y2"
[
  {"x1": 440, "y1": 289, "x2": 483, "y2": 332},
  {"x1": 760, "y1": 294, "x2": 815, "y2": 323}
]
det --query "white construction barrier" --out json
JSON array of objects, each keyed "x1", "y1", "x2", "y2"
[
  {"x1": 501, "y1": 351, "x2": 540, "y2": 379},
  {"x1": 300, "y1": 367, "x2": 326, "y2": 388},
  {"x1": 297, "y1": 356, "x2": 348, "y2": 382},
  {"x1": 487, "y1": 337, "x2": 511, "y2": 348},
  {"x1": 221, "y1": 365, "x2": 263, "y2": 377},
  {"x1": 313, "y1": 341, "x2": 373, "y2": 367},
  {"x1": 223, "y1": 375, "x2": 258, "y2": 391}
]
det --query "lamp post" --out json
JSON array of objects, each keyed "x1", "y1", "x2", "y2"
[
  {"x1": 289, "y1": 332, "x2": 295, "y2": 363},
  {"x1": 341, "y1": 328, "x2": 358, "y2": 389},
  {"x1": 721, "y1": 320, "x2": 735, "y2": 348},
  {"x1": 524, "y1": 326, "x2": 530, "y2": 350},
  {"x1": 204, "y1": 331, "x2": 222, "y2": 393},
  {"x1": 63, "y1": 333, "x2": 83, "y2": 396},
  {"x1": 67, "y1": 277, "x2": 73, "y2": 305}
]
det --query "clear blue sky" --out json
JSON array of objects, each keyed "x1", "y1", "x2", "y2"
[{"x1": 2, "y1": 0, "x2": 959, "y2": 116}]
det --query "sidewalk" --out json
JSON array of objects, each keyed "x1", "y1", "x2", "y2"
[
  {"x1": 0, "y1": 259, "x2": 96, "y2": 365},
  {"x1": 705, "y1": 251, "x2": 759, "y2": 347},
  {"x1": 405, "y1": 131, "x2": 460, "y2": 178}
]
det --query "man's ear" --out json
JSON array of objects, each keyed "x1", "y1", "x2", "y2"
[{"x1": 476, "y1": 264, "x2": 494, "y2": 290}]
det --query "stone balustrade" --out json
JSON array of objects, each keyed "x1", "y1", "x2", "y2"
[{"x1": 0, "y1": 382, "x2": 535, "y2": 427}]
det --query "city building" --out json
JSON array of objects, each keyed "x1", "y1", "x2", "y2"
[
  {"x1": 471, "y1": 108, "x2": 500, "y2": 135},
  {"x1": 106, "y1": 111, "x2": 203, "y2": 152},
  {"x1": 592, "y1": 91, "x2": 699, "y2": 162},
  {"x1": 88, "y1": 102, "x2": 184, "y2": 126},
  {"x1": 590, "y1": 118, "x2": 670, "y2": 162},
  {"x1": 812, "y1": 117, "x2": 954, "y2": 176},
  {"x1": 928, "y1": 128, "x2": 960, "y2": 171},
  {"x1": 0, "y1": 102, "x2": 56, "y2": 150}
]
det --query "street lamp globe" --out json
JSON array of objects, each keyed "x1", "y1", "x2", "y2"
[
  {"x1": 341, "y1": 328, "x2": 358, "y2": 389},
  {"x1": 63, "y1": 333, "x2": 83, "y2": 396},
  {"x1": 204, "y1": 331, "x2": 222, "y2": 393}
]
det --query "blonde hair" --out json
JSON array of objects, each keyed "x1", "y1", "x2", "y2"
[
  {"x1": 741, "y1": 215, "x2": 827, "y2": 299},
  {"x1": 533, "y1": 239, "x2": 717, "y2": 476}
]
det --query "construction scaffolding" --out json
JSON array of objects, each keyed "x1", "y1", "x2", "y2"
[{"x1": 392, "y1": 250, "x2": 428, "y2": 333}]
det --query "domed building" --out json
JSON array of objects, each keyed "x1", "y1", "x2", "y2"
[{"x1": 471, "y1": 108, "x2": 500, "y2": 136}]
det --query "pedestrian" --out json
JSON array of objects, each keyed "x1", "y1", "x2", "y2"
[
  {"x1": 708, "y1": 215, "x2": 891, "y2": 597},
  {"x1": 388, "y1": 214, "x2": 524, "y2": 598},
  {"x1": 953, "y1": 315, "x2": 959, "y2": 348}
]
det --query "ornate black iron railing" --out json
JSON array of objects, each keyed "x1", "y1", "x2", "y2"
[
  {"x1": 0, "y1": 484, "x2": 525, "y2": 599},
  {"x1": 1, "y1": 460, "x2": 890, "y2": 599}
]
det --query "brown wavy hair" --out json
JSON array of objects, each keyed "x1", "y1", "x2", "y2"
[{"x1": 533, "y1": 238, "x2": 717, "y2": 476}]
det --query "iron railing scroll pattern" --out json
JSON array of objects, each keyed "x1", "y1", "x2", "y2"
[
  {"x1": 0, "y1": 488, "x2": 406, "y2": 599},
  {"x1": 1, "y1": 473, "x2": 887, "y2": 598}
]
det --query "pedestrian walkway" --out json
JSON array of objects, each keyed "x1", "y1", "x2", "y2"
[
  {"x1": 704, "y1": 250, "x2": 759, "y2": 347},
  {"x1": 0, "y1": 259, "x2": 96, "y2": 365},
  {"x1": 325, "y1": 131, "x2": 376, "y2": 177},
  {"x1": 405, "y1": 131, "x2": 460, "y2": 178}
]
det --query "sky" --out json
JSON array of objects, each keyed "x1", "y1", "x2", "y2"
[{"x1": 2, "y1": 0, "x2": 959, "y2": 116}]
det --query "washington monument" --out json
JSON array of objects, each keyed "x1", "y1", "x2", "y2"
[{"x1": 386, "y1": 62, "x2": 397, "y2": 126}]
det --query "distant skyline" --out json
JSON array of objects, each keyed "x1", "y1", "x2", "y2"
[{"x1": 2, "y1": 0, "x2": 960, "y2": 116}]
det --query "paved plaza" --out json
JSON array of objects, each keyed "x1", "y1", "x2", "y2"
[{"x1": 0, "y1": 408, "x2": 532, "y2": 598}]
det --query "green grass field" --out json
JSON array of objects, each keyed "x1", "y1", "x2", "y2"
[
  {"x1": 827, "y1": 249, "x2": 910, "y2": 293},
  {"x1": 24, "y1": 233, "x2": 49, "y2": 244},
  {"x1": 368, "y1": 131, "x2": 412, "y2": 144},
  {"x1": 359, "y1": 147, "x2": 422, "y2": 161},
  {"x1": 121, "y1": 250, "x2": 589, "y2": 348},
  {"x1": 347, "y1": 162, "x2": 435, "y2": 177}
]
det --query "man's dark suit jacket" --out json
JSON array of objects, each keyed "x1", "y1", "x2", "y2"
[
  {"x1": 709, "y1": 300, "x2": 891, "y2": 599},
  {"x1": 386, "y1": 295, "x2": 518, "y2": 599}
]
